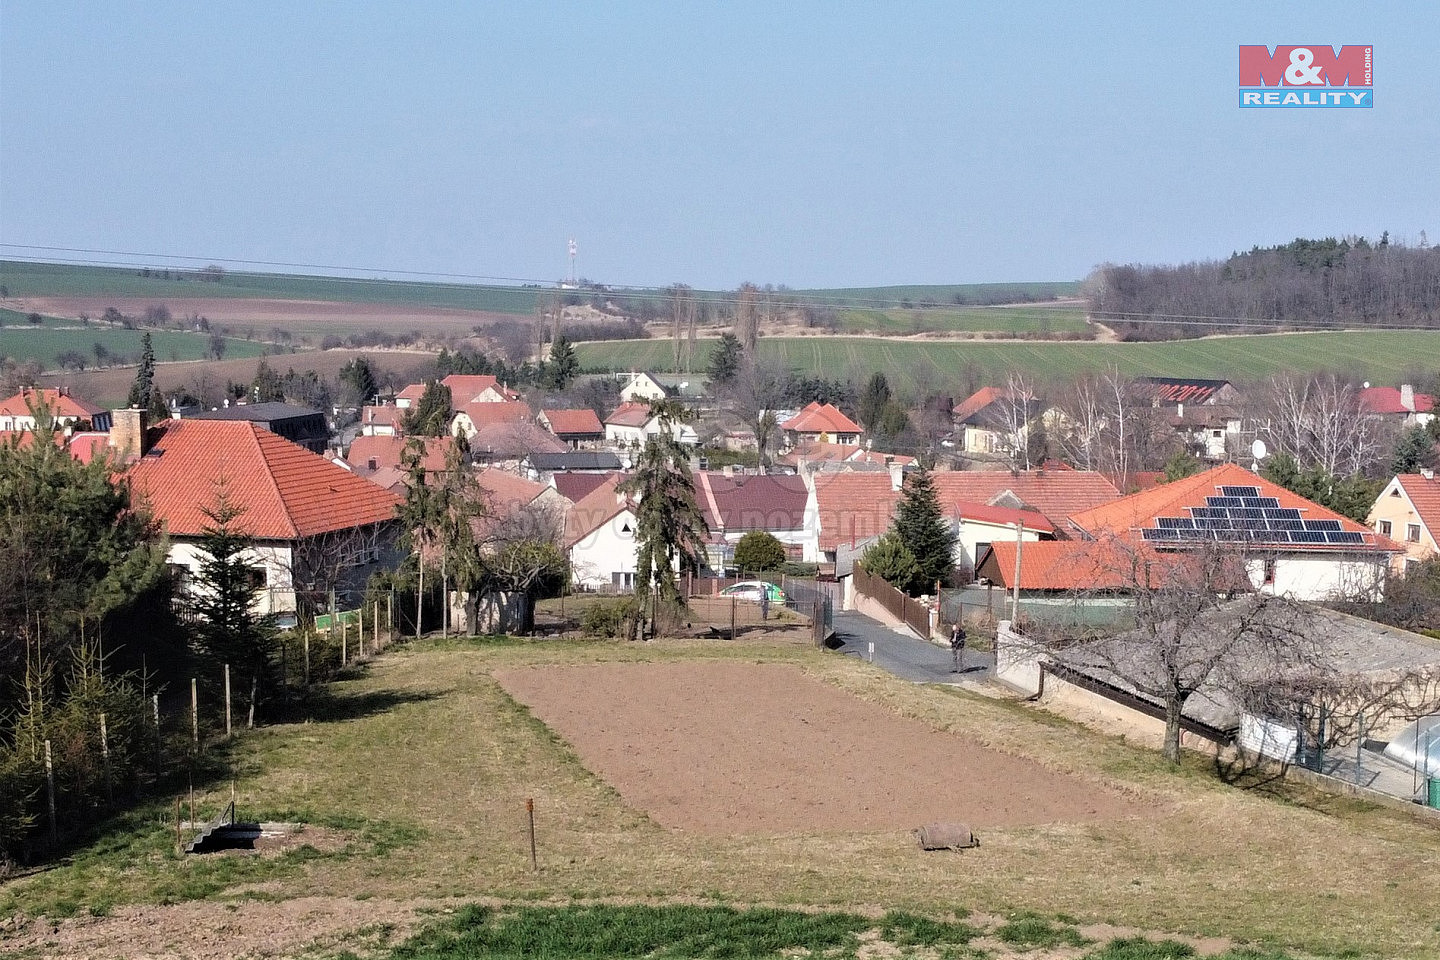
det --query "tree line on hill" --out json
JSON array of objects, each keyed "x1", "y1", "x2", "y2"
[{"x1": 1087, "y1": 235, "x2": 1440, "y2": 340}]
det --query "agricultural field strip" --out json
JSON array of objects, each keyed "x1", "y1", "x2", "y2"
[{"x1": 577, "y1": 331, "x2": 1440, "y2": 387}]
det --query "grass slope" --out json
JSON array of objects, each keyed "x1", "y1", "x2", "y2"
[
  {"x1": 838, "y1": 304, "x2": 1090, "y2": 335},
  {"x1": 3, "y1": 638, "x2": 1437, "y2": 958},
  {"x1": 0, "y1": 326, "x2": 264, "y2": 370},
  {"x1": 578, "y1": 331, "x2": 1440, "y2": 390}
]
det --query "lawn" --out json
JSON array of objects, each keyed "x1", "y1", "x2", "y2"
[
  {"x1": 3, "y1": 636, "x2": 1437, "y2": 958},
  {"x1": 0, "y1": 326, "x2": 265, "y2": 370},
  {"x1": 578, "y1": 330, "x2": 1440, "y2": 391}
]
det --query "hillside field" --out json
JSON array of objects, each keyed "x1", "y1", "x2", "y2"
[
  {"x1": 837, "y1": 303, "x2": 1090, "y2": 335},
  {"x1": 578, "y1": 330, "x2": 1440, "y2": 390},
  {"x1": 0, "y1": 326, "x2": 265, "y2": 370},
  {"x1": 2, "y1": 637, "x2": 1436, "y2": 959}
]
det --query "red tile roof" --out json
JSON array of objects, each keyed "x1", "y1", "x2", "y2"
[
  {"x1": 469, "y1": 421, "x2": 567, "y2": 458},
  {"x1": 552, "y1": 471, "x2": 621, "y2": 503},
  {"x1": 604, "y1": 401, "x2": 655, "y2": 427},
  {"x1": 347, "y1": 435, "x2": 454, "y2": 474},
  {"x1": 1395, "y1": 474, "x2": 1440, "y2": 542},
  {"x1": 442, "y1": 374, "x2": 520, "y2": 403},
  {"x1": 696, "y1": 472, "x2": 809, "y2": 533},
  {"x1": 780, "y1": 402, "x2": 862, "y2": 436},
  {"x1": 457, "y1": 400, "x2": 532, "y2": 427},
  {"x1": 563, "y1": 474, "x2": 635, "y2": 546},
  {"x1": 395, "y1": 383, "x2": 427, "y2": 402},
  {"x1": 978, "y1": 539, "x2": 1243, "y2": 591},
  {"x1": 127, "y1": 420, "x2": 401, "y2": 540},
  {"x1": 540, "y1": 408, "x2": 604, "y2": 437},
  {"x1": 813, "y1": 469, "x2": 1120, "y2": 552},
  {"x1": 953, "y1": 499, "x2": 1055, "y2": 534},
  {"x1": 1068, "y1": 463, "x2": 1391, "y2": 551},
  {"x1": 951, "y1": 386, "x2": 1006, "y2": 422},
  {"x1": 361, "y1": 405, "x2": 405, "y2": 430},
  {"x1": 0, "y1": 429, "x2": 111, "y2": 464},
  {"x1": 1359, "y1": 386, "x2": 1436, "y2": 415},
  {"x1": 0, "y1": 387, "x2": 105, "y2": 419}
]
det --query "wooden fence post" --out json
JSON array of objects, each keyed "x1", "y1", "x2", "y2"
[
  {"x1": 44, "y1": 739, "x2": 56, "y2": 844},
  {"x1": 224, "y1": 664, "x2": 232, "y2": 739},
  {"x1": 526, "y1": 797, "x2": 538, "y2": 871},
  {"x1": 374, "y1": 600, "x2": 381, "y2": 650},
  {"x1": 100, "y1": 712, "x2": 112, "y2": 802},
  {"x1": 303, "y1": 632, "x2": 311, "y2": 686},
  {"x1": 730, "y1": 598, "x2": 737, "y2": 641},
  {"x1": 153, "y1": 694, "x2": 161, "y2": 780},
  {"x1": 174, "y1": 795, "x2": 182, "y2": 857},
  {"x1": 190, "y1": 678, "x2": 198, "y2": 749},
  {"x1": 342, "y1": 622, "x2": 348, "y2": 667}
]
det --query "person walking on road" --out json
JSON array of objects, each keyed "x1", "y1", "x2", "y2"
[
  {"x1": 760, "y1": 591, "x2": 770, "y2": 622},
  {"x1": 949, "y1": 620, "x2": 967, "y2": 672}
]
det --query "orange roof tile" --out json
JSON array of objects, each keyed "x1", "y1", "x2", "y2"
[
  {"x1": 458, "y1": 400, "x2": 532, "y2": 427},
  {"x1": 780, "y1": 402, "x2": 862, "y2": 436},
  {"x1": 347, "y1": 435, "x2": 454, "y2": 474},
  {"x1": 127, "y1": 420, "x2": 401, "y2": 540},
  {"x1": 442, "y1": 374, "x2": 520, "y2": 403},
  {"x1": 978, "y1": 539, "x2": 1243, "y2": 591},
  {"x1": 361, "y1": 405, "x2": 405, "y2": 429},
  {"x1": 1067, "y1": 463, "x2": 1391, "y2": 551},
  {"x1": 0, "y1": 387, "x2": 105, "y2": 419},
  {"x1": 604, "y1": 401, "x2": 655, "y2": 427},
  {"x1": 540, "y1": 408, "x2": 604, "y2": 436},
  {"x1": 1395, "y1": 474, "x2": 1440, "y2": 542},
  {"x1": 813, "y1": 469, "x2": 1120, "y2": 552},
  {"x1": 951, "y1": 386, "x2": 1006, "y2": 422}
]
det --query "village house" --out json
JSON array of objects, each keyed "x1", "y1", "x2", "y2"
[
  {"x1": 564, "y1": 474, "x2": 642, "y2": 590},
  {"x1": 1366, "y1": 470, "x2": 1440, "y2": 575},
  {"x1": 694, "y1": 472, "x2": 810, "y2": 572},
  {"x1": 779, "y1": 402, "x2": 862, "y2": 449},
  {"x1": 977, "y1": 463, "x2": 1397, "y2": 603},
  {"x1": 1131, "y1": 376, "x2": 1238, "y2": 409},
  {"x1": 537, "y1": 408, "x2": 605, "y2": 447},
  {"x1": 123, "y1": 416, "x2": 403, "y2": 618},
  {"x1": 618, "y1": 371, "x2": 671, "y2": 404},
  {"x1": 809, "y1": 468, "x2": 1120, "y2": 569},
  {"x1": 604, "y1": 401, "x2": 698, "y2": 448},
  {"x1": 359, "y1": 404, "x2": 404, "y2": 436},
  {"x1": 1358, "y1": 383, "x2": 1436, "y2": 427},
  {"x1": 0, "y1": 386, "x2": 110, "y2": 432},
  {"x1": 950, "y1": 387, "x2": 1040, "y2": 458}
]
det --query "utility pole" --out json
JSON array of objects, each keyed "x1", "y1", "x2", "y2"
[{"x1": 1010, "y1": 520, "x2": 1024, "y2": 626}]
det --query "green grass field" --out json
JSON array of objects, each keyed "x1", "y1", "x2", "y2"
[
  {"x1": 0, "y1": 326, "x2": 266, "y2": 370},
  {"x1": 2, "y1": 637, "x2": 1435, "y2": 958},
  {"x1": 790, "y1": 281, "x2": 1082, "y2": 305},
  {"x1": 837, "y1": 304, "x2": 1090, "y2": 335},
  {"x1": 578, "y1": 330, "x2": 1440, "y2": 391},
  {"x1": 0, "y1": 307, "x2": 71, "y2": 328}
]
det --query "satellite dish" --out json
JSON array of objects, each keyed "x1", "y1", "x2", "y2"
[{"x1": 1251, "y1": 439, "x2": 1268, "y2": 460}]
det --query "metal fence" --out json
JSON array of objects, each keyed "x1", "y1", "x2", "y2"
[{"x1": 852, "y1": 565, "x2": 930, "y2": 638}]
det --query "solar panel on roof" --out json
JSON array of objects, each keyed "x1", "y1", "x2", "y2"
[
  {"x1": 1157, "y1": 517, "x2": 1195, "y2": 529},
  {"x1": 1263, "y1": 507, "x2": 1302, "y2": 520},
  {"x1": 1231, "y1": 508, "x2": 1265, "y2": 520},
  {"x1": 1207, "y1": 496, "x2": 1243, "y2": 508},
  {"x1": 1243, "y1": 497, "x2": 1280, "y2": 509},
  {"x1": 1302, "y1": 519, "x2": 1343, "y2": 532},
  {"x1": 1220, "y1": 485, "x2": 1260, "y2": 497},
  {"x1": 1325, "y1": 531, "x2": 1365, "y2": 544},
  {"x1": 1292, "y1": 530, "x2": 1328, "y2": 543},
  {"x1": 1142, "y1": 528, "x2": 1177, "y2": 541}
]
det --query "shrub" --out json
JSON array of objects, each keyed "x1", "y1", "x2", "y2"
[
  {"x1": 733, "y1": 531, "x2": 786, "y2": 573},
  {"x1": 580, "y1": 597, "x2": 641, "y2": 639}
]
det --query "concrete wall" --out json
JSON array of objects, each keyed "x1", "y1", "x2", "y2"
[{"x1": 994, "y1": 620, "x2": 1042, "y2": 695}]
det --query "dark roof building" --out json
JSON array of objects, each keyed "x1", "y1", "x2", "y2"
[{"x1": 189, "y1": 402, "x2": 329, "y2": 453}]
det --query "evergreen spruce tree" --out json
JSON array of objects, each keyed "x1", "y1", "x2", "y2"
[
  {"x1": 892, "y1": 465, "x2": 956, "y2": 595},
  {"x1": 707, "y1": 333, "x2": 743, "y2": 385},
  {"x1": 126, "y1": 333, "x2": 156, "y2": 407},
  {"x1": 859, "y1": 532, "x2": 921, "y2": 591},
  {"x1": 618, "y1": 400, "x2": 709, "y2": 605},
  {"x1": 402, "y1": 381, "x2": 453, "y2": 436},
  {"x1": 191, "y1": 485, "x2": 277, "y2": 726},
  {"x1": 543, "y1": 336, "x2": 579, "y2": 390}
]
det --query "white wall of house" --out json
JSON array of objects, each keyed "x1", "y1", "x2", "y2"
[
  {"x1": 605, "y1": 418, "x2": 697, "y2": 448},
  {"x1": 620, "y1": 373, "x2": 668, "y2": 403},
  {"x1": 569, "y1": 507, "x2": 640, "y2": 590},
  {"x1": 952, "y1": 520, "x2": 1044, "y2": 575},
  {"x1": 1245, "y1": 553, "x2": 1389, "y2": 602},
  {"x1": 167, "y1": 539, "x2": 297, "y2": 615}
]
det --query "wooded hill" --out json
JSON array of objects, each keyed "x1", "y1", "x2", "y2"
[{"x1": 1088, "y1": 236, "x2": 1440, "y2": 340}]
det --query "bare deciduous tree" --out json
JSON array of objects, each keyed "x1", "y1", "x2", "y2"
[{"x1": 1254, "y1": 374, "x2": 1382, "y2": 477}]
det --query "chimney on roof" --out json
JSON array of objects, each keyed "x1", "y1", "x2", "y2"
[
  {"x1": 1423, "y1": 468, "x2": 1436, "y2": 481},
  {"x1": 109, "y1": 407, "x2": 150, "y2": 460},
  {"x1": 888, "y1": 461, "x2": 905, "y2": 492},
  {"x1": 1401, "y1": 384, "x2": 1416, "y2": 412}
]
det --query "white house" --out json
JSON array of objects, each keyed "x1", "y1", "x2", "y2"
[
  {"x1": 619, "y1": 372, "x2": 670, "y2": 404},
  {"x1": 0, "y1": 387, "x2": 109, "y2": 432},
  {"x1": 564, "y1": 476, "x2": 642, "y2": 590},
  {"x1": 603, "y1": 402, "x2": 697, "y2": 449}
]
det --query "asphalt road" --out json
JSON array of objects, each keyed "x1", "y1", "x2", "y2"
[{"x1": 830, "y1": 611, "x2": 994, "y2": 685}]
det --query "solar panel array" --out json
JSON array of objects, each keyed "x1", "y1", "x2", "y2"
[{"x1": 1139, "y1": 485, "x2": 1367, "y2": 546}]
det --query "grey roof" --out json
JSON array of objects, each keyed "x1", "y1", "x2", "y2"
[
  {"x1": 525, "y1": 451, "x2": 624, "y2": 471},
  {"x1": 191, "y1": 402, "x2": 324, "y2": 422},
  {"x1": 1052, "y1": 603, "x2": 1440, "y2": 735}
]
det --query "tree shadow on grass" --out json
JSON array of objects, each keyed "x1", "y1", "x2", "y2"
[{"x1": 278, "y1": 687, "x2": 445, "y2": 725}]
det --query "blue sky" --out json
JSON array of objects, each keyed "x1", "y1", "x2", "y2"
[{"x1": 1, "y1": 2, "x2": 1435, "y2": 289}]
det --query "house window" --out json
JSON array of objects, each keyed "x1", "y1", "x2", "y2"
[
  {"x1": 1378, "y1": 520, "x2": 1392, "y2": 537},
  {"x1": 245, "y1": 566, "x2": 267, "y2": 590},
  {"x1": 1407, "y1": 523, "x2": 1422, "y2": 543},
  {"x1": 611, "y1": 571, "x2": 634, "y2": 590},
  {"x1": 1262, "y1": 558, "x2": 1277, "y2": 586}
]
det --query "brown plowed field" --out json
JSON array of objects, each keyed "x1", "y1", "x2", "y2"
[{"x1": 494, "y1": 661, "x2": 1147, "y2": 835}]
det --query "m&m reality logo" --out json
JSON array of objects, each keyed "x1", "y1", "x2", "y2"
[{"x1": 1238, "y1": 45, "x2": 1372, "y2": 108}]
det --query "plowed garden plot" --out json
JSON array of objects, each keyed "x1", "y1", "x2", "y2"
[{"x1": 495, "y1": 661, "x2": 1147, "y2": 835}]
